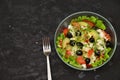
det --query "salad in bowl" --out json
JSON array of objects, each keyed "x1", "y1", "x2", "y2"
[{"x1": 54, "y1": 11, "x2": 117, "y2": 70}]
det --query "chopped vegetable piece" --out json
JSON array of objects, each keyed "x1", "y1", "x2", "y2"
[
  {"x1": 63, "y1": 28, "x2": 69, "y2": 36},
  {"x1": 65, "y1": 50, "x2": 71, "y2": 58},
  {"x1": 90, "y1": 16, "x2": 98, "y2": 23},
  {"x1": 76, "y1": 56, "x2": 86, "y2": 64},
  {"x1": 96, "y1": 20, "x2": 106, "y2": 30},
  {"x1": 88, "y1": 49, "x2": 94, "y2": 58}
]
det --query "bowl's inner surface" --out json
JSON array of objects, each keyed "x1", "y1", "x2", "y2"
[{"x1": 55, "y1": 11, "x2": 117, "y2": 70}]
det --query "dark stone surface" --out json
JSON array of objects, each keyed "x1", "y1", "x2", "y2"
[{"x1": 0, "y1": 0, "x2": 120, "y2": 80}]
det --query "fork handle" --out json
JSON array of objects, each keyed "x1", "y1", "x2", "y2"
[{"x1": 46, "y1": 55, "x2": 52, "y2": 80}]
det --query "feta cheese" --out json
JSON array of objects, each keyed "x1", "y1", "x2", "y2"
[
  {"x1": 97, "y1": 29, "x2": 105, "y2": 38},
  {"x1": 97, "y1": 29, "x2": 109, "y2": 41},
  {"x1": 97, "y1": 39, "x2": 103, "y2": 44},
  {"x1": 82, "y1": 64, "x2": 87, "y2": 69},
  {"x1": 68, "y1": 24, "x2": 73, "y2": 29},
  {"x1": 89, "y1": 43, "x2": 93, "y2": 48},
  {"x1": 98, "y1": 45, "x2": 104, "y2": 51},
  {"x1": 70, "y1": 37, "x2": 76, "y2": 40},
  {"x1": 68, "y1": 25, "x2": 75, "y2": 36},
  {"x1": 90, "y1": 53, "x2": 96, "y2": 64},
  {"x1": 82, "y1": 46, "x2": 90, "y2": 52},
  {"x1": 96, "y1": 39, "x2": 105, "y2": 51},
  {"x1": 81, "y1": 26, "x2": 87, "y2": 29}
]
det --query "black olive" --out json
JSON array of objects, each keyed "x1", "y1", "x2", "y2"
[
  {"x1": 76, "y1": 50, "x2": 83, "y2": 56},
  {"x1": 75, "y1": 30, "x2": 81, "y2": 36},
  {"x1": 76, "y1": 42, "x2": 83, "y2": 48},
  {"x1": 89, "y1": 36, "x2": 95, "y2": 42},
  {"x1": 95, "y1": 50, "x2": 101, "y2": 56},
  {"x1": 106, "y1": 41, "x2": 112, "y2": 47},
  {"x1": 66, "y1": 32, "x2": 73, "y2": 38},
  {"x1": 70, "y1": 40, "x2": 76, "y2": 46},
  {"x1": 85, "y1": 58, "x2": 90, "y2": 64}
]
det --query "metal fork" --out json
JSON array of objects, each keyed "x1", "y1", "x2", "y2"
[{"x1": 42, "y1": 37, "x2": 52, "y2": 80}]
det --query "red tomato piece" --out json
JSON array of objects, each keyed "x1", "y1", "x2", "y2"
[
  {"x1": 85, "y1": 39, "x2": 89, "y2": 43},
  {"x1": 63, "y1": 28, "x2": 69, "y2": 36},
  {"x1": 86, "y1": 64, "x2": 92, "y2": 68},
  {"x1": 65, "y1": 50, "x2": 71, "y2": 58},
  {"x1": 76, "y1": 56, "x2": 86, "y2": 64},
  {"x1": 88, "y1": 49, "x2": 94, "y2": 58},
  {"x1": 66, "y1": 50, "x2": 71, "y2": 55}
]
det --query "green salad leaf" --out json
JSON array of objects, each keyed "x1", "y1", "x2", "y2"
[
  {"x1": 57, "y1": 33, "x2": 65, "y2": 41},
  {"x1": 71, "y1": 16, "x2": 90, "y2": 22},
  {"x1": 81, "y1": 16, "x2": 90, "y2": 20},
  {"x1": 57, "y1": 47, "x2": 66, "y2": 56},
  {"x1": 62, "y1": 56, "x2": 81, "y2": 68},
  {"x1": 95, "y1": 20, "x2": 106, "y2": 30},
  {"x1": 56, "y1": 48, "x2": 65, "y2": 56},
  {"x1": 56, "y1": 33, "x2": 65, "y2": 47},
  {"x1": 90, "y1": 16, "x2": 98, "y2": 23},
  {"x1": 104, "y1": 47, "x2": 111, "y2": 61}
]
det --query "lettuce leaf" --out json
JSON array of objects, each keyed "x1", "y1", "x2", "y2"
[
  {"x1": 71, "y1": 16, "x2": 90, "y2": 22},
  {"x1": 57, "y1": 33, "x2": 65, "y2": 41},
  {"x1": 81, "y1": 16, "x2": 90, "y2": 20},
  {"x1": 56, "y1": 48, "x2": 66, "y2": 56},
  {"x1": 90, "y1": 16, "x2": 98, "y2": 23},
  {"x1": 56, "y1": 33, "x2": 65, "y2": 47},
  {"x1": 95, "y1": 20, "x2": 106, "y2": 30},
  {"x1": 63, "y1": 56, "x2": 81, "y2": 68},
  {"x1": 103, "y1": 47, "x2": 111, "y2": 61}
]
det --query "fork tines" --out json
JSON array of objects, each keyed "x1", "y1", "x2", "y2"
[{"x1": 42, "y1": 37, "x2": 51, "y2": 53}]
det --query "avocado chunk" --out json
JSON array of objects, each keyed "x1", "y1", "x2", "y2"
[
  {"x1": 89, "y1": 30, "x2": 99, "y2": 41},
  {"x1": 79, "y1": 22, "x2": 88, "y2": 27},
  {"x1": 62, "y1": 38, "x2": 70, "y2": 48}
]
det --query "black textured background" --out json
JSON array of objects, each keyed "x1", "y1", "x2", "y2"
[{"x1": 0, "y1": 0, "x2": 120, "y2": 80}]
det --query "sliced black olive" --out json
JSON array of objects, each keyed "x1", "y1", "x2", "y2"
[
  {"x1": 89, "y1": 36, "x2": 95, "y2": 42},
  {"x1": 76, "y1": 50, "x2": 83, "y2": 56},
  {"x1": 75, "y1": 30, "x2": 81, "y2": 36},
  {"x1": 66, "y1": 32, "x2": 73, "y2": 38},
  {"x1": 106, "y1": 41, "x2": 112, "y2": 47},
  {"x1": 76, "y1": 42, "x2": 83, "y2": 48},
  {"x1": 85, "y1": 58, "x2": 90, "y2": 64},
  {"x1": 70, "y1": 40, "x2": 76, "y2": 46},
  {"x1": 95, "y1": 50, "x2": 101, "y2": 56}
]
